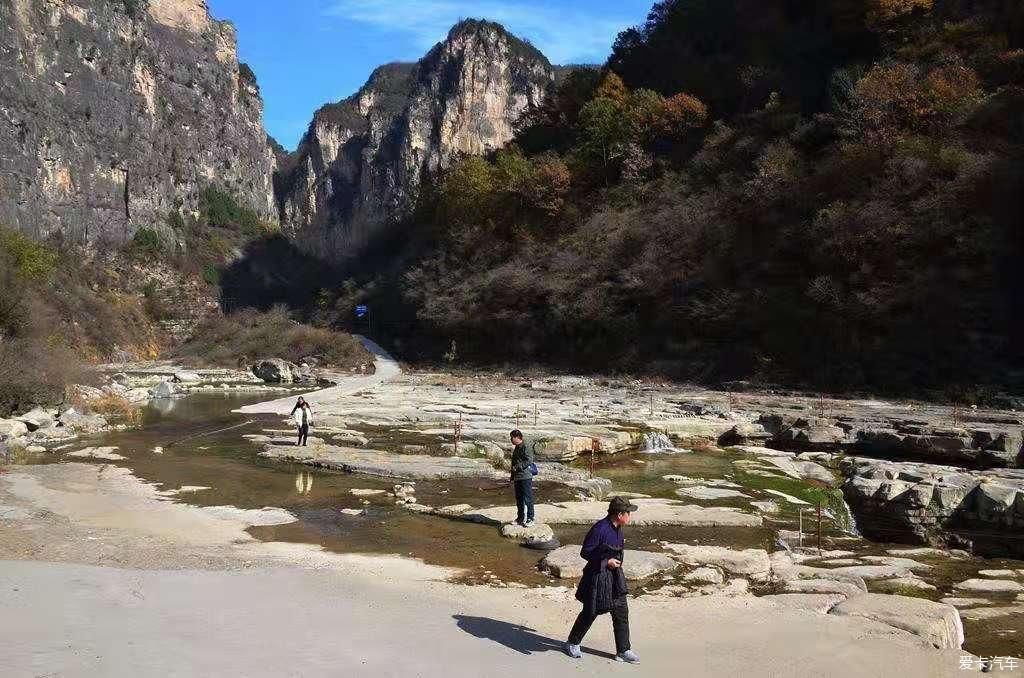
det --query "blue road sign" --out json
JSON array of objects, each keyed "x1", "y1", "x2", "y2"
[{"x1": 355, "y1": 305, "x2": 368, "y2": 318}]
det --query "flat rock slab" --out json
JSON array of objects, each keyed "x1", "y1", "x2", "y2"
[
  {"x1": 783, "y1": 579, "x2": 866, "y2": 597},
  {"x1": 955, "y1": 578, "x2": 1024, "y2": 593},
  {"x1": 675, "y1": 486, "x2": 751, "y2": 501},
  {"x1": 887, "y1": 547, "x2": 962, "y2": 558},
  {"x1": 261, "y1": 444, "x2": 504, "y2": 481},
  {"x1": 434, "y1": 504, "x2": 473, "y2": 517},
  {"x1": 817, "y1": 565, "x2": 912, "y2": 581},
  {"x1": 663, "y1": 544, "x2": 770, "y2": 576},
  {"x1": 200, "y1": 506, "x2": 296, "y2": 526},
  {"x1": 958, "y1": 605, "x2": 1024, "y2": 621},
  {"x1": 829, "y1": 594, "x2": 964, "y2": 650},
  {"x1": 860, "y1": 556, "x2": 931, "y2": 572},
  {"x1": 66, "y1": 447, "x2": 126, "y2": 461},
  {"x1": 940, "y1": 598, "x2": 991, "y2": 608},
  {"x1": 763, "y1": 593, "x2": 846, "y2": 614},
  {"x1": 978, "y1": 569, "x2": 1018, "y2": 577},
  {"x1": 461, "y1": 499, "x2": 762, "y2": 528},
  {"x1": 500, "y1": 522, "x2": 555, "y2": 544},
  {"x1": 540, "y1": 545, "x2": 677, "y2": 580},
  {"x1": 158, "y1": 486, "x2": 211, "y2": 496},
  {"x1": 873, "y1": 577, "x2": 938, "y2": 593}
]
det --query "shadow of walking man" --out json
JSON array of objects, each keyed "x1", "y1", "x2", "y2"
[{"x1": 453, "y1": 615, "x2": 615, "y2": 659}]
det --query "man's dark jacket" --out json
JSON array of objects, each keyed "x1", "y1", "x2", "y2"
[
  {"x1": 575, "y1": 517, "x2": 628, "y2": 615},
  {"x1": 510, "y1": 441, "x2": 534, "y2": 482}
]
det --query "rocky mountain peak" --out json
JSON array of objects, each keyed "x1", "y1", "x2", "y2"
[
  {"x1": 147, "y1": 0, "x2": 212, "y2": 33},
  {"x1": 275, "y1": 20, "x2": 555, "y2": 256},
  {"x1": 0, "y1": 0, "x2": 276, "y2": 244}
]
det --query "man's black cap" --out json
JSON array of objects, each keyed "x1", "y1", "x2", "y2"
[{"x1": 608, "y1": 496, "x2": 639, "y2": 514}]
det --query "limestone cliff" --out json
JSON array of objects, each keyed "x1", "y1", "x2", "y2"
[
  {"x1": 0, "y1": 0, "x2": 276, "y2": 243},
  {"x1": 276, "y1": 20, "x2": 554, "y2": 255}
]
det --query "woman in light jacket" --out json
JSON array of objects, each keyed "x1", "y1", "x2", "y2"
[{"x1": 292, "y1": 399, "x2": 313, "y2": 447}]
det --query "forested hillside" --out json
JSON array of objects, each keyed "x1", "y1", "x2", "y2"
[{"x1": 298, "y1": 0, "x2": 1024, "y2": 396}]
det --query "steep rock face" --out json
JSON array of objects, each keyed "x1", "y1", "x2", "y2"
[
  {"x1": 276, "y1": 20, "x2": 553, "y2": 255},
  {"x1": 0, "y1": 0, "x2": 276, "y2": 244}
]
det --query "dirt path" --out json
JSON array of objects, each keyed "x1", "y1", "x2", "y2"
[
  {"x1": 1, "y1": 559, "x2": 967, "y2": 678},
  {"x1": 234, "y1": 335, "x2": 401, "y2": 416},
  {"x1": 0, "y1": 463, "x2": 968, "y2": 677}
]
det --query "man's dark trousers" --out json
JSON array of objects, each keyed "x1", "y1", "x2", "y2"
[
  {"x1": 567, "y1": 596, "x2": 630, "y2": 653},
  {"x1": 298, "y1": 424, "x2": 309, "y2": 446},
  {"x1": 513, "y1": 478, "x2": 534, "y2": 523}
]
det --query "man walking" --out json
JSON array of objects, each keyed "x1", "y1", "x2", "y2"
[
  {"x1": 564, "y1": 496, "x2": 640, "y2": 664},
  {"x1": 509, "y1": 429, "x2": 535, "y2": 526}
]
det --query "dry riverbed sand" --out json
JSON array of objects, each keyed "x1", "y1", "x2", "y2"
[{"x1": 0, "y1": 463, "x2": 968, "y2": 677}]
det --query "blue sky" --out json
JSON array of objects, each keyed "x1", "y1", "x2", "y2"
[{"x1": 207, "y1": 0, "x2": 654, "y2": 150}]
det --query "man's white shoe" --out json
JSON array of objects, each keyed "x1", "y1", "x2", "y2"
[
  {"x1": 616, "y1": 650, "x2": 640, "y2": 664},
  {"x1": 564, "y1": 643, "x2": 582, "y2": 659}
]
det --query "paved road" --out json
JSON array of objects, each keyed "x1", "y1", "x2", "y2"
[{"x1": 235, "y1": 334, "x2": 400, "y2": 416}]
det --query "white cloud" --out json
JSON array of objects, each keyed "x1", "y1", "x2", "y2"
[{"x1": 322, "y1": 0, "x2": 641, "y2": 64}]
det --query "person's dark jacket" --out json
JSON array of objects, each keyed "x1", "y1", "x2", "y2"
[
  {"x1": 510, "y1": 441, "x2": 534, "y2": 482},
  {"x1": 575, "y1": 517, "x2": 628, "y2": 615}
]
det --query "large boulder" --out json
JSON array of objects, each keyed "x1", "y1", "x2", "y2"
[
  {"x1": 972, "y1": 428, "x2": 1023, "y2": 465},
  {"x1": 540, "y1": 545, "x2": 677, "y2": 580},
  {"x1": 251, "y1": 359, "x2": 298, "y2": 384},
  {"x1": 902, "y1": 434, "x2": 976, "y2": 462},
  {"x1": 829, "y1": 594, "x2": 963, "y2": 649},
  {"x1": 780, "y1": 423, "x2": 847, "y2": 447},
  {"x1": 854, "y1": 428, "x2": 905, "y2": 454},
  {"x1": 0, "y1": 418, "x2": 28, "y2": 441},
  {"x1": 173, "y1": 371, "x2": 202, "y2": 384},
  {"x1": 149, "y1": 381, "x2": 181, "y2": 399},
  {"x1": 718, "y1": 422, "x2": 772, "y2": 445},
  {"x1": 16, "y1": 407, "x2": 54, "y2": 431},
  {"x1": 662, "y1": 544, "x2": 771, "y2": 576},
  {"x1": 59, "y1": 410, "x2": 108, "y2": 433}
]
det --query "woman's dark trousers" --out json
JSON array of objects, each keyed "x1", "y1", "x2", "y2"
[
  {"x1": 513, "y1": 478, "x2": 534, "y2": 523},
  {"x1": 297, "y1": 424, "x2": 309, "y2": 446},
  {"x1": 568, "y1": 596, "x2": 630, "y2": 653}
]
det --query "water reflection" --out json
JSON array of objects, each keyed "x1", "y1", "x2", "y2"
[
  {"x1": 150, "y1": 397, "x2": 178, "y2": 415},
  {"x1": 295, "y1": 471, "x2": 314, "y2": 495}
]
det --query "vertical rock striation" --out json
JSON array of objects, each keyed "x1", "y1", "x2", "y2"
[
  {"x1": 275, "y1": 19, "x2": 554, "y2": 256},
  {"x1": 0, "y1": 0, "x2": 276, "y2": 244}
]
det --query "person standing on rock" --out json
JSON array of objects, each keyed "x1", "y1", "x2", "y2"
[
  {"x1": 293, "y1": 400, "x2": 313, "y2": 447},
  {"x1": 509, "y1": 429, "x2": 535, "y2": 526},
  {"x1": 564, "y1": 496, "x2": 639, "y2": 664}
]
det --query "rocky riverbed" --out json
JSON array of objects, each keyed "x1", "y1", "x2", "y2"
[{"x1": 5, "y1": 355, "x2": 1024, "y2": 663}]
